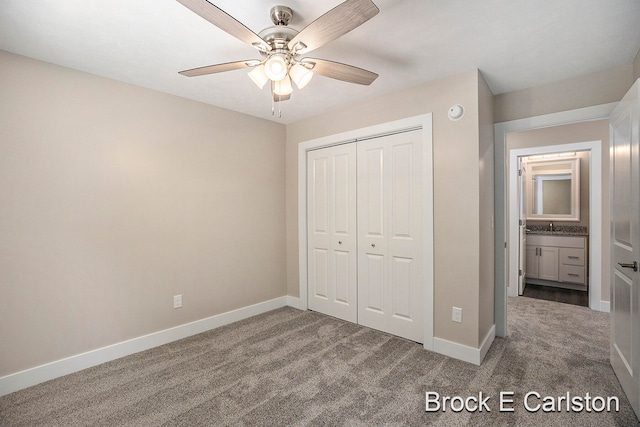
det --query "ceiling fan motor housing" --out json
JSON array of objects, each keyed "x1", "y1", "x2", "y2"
[
  {"x1": 260, "y1": 6, "x2": 298, "y2": 52},
  {"x1": 270, "y1": 6, "x2": 293, "y2": 26}
]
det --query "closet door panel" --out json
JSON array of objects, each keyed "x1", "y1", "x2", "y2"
[
  {"x1": 358, "y1": 130, "x2": 423, "y2": 342},
  {"x1": 311, "y1": 249, "x2": 329, "y2": 299},
  {"x1": 308, "y1": 155, "x2": 330, "y2": 303},
  {"x1": 307, "y1": 144, "x2": 357, "y2": 322},
  {"x1": 387, "y1": 131, "x2": 423, "y2": 342},
  {"x1": 363, "y1": 253, "x2": 385, "y2": 314},
  {"x1": 391, "y1": 256, "x2": 412, "y2": 319},
  {"x1": 333, "y1": 250, "x2": 351, "y2": 304},
  {"x1": 390, "y1": 142, "x2": 413, "y2": 239},
  {"x1": 357, "y1": 138, "x2": 388, "y2": 331}
]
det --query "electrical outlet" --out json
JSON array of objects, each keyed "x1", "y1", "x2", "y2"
[
  {"x1": 173, "y1": 294, "x2": 182, "y2": 309},
  {"x1": 452, "y1": 306, "x2": 462, "y2": 323}
]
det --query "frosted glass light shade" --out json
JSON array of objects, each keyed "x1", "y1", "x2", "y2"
[
  {"x1": 264, "y1": 54, "x2": 288, "y2": 81},
  {"x1": 248, "y1": 65, "x2": 269, "y2": 89},
  {"x1": 289, "y1": 63, "x2": 313, "y2": 89},
  {"x1": 273, "y1": 75, "x2": 293, "y2": 96}
]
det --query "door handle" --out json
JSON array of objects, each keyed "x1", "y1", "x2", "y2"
[{"x1": 618, "y1": 261, "x2": 638, "y2": 272}]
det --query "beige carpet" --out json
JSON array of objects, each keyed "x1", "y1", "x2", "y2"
[{"x1": 1, "y1": 296, "x2": 638, "y2": 426}]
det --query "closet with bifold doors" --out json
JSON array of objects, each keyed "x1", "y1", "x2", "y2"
[{"x1": 307, "y1": 129, "x2": 424, "y2": 342}]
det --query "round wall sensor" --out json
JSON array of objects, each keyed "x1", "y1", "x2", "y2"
[{"x1": 448, "y1": 104, "x2": 464, "y2": 121}]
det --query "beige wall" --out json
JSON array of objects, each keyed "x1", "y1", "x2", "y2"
[
  {"x1": 506, "y1": 120, "x2": 611, "y2": 301},
  {"x1": 287, "y1": 70, "x2": 491, "y2": 348},
  {"x1": 634, "y1": 49, "x2": 640, "y2": 81},
  {"x1": 494, "y1": 65, "x2": 634, "y2": 123},
  {"x1": 478, "y1": 73, "x2": 495, "y2": 342},
  {"x1": 0, "y1": 51, "x2": 287, "y2": 377}
]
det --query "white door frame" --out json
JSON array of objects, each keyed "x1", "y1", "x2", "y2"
[
  {"x1": 508, "y1": 142, "x2": 602, "y2": 305},
  {"x1": 494, "y1": 103, "x2": 617, "y2": 337},
  {"x1": 297, "y1": 114, "x2": 434, "y2": 349}
]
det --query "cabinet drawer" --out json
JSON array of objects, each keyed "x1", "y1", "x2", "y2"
[
  {"x1": 560, "y1": 265, "x2": 585, "y2": 284},
  {"x1": 560, "y1": 248, "x2": 585, "y2": 266}
]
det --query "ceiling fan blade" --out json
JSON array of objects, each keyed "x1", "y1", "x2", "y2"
[
  {"x1": 179, "y1": 60, "x2": 257, "y2": 77},
  {"x1": 177, "y1": 0, "x2": 270, "y2": 52},
  {"x1": 302, "y1": 58, "x2": 378, "y2": 85},
  {"x1": 288, "y1": 0, "x2": 379, "y2": 54}
]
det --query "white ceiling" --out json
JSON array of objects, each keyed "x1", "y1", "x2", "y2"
[{"x1": 1, "y1": 0, "x2": 639, "y2": 124}]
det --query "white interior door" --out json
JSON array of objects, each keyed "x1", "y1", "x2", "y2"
[
  {"x1": 357, "y1": 130, "x2": 423, "y2": 342},
  {"x1": 610, "y1": 79, "x2": 640, "y2": 419},
  {"x1": 518, "y1": 159, "x2": 527, "y2": 295},
  {"x1": 307, "y1": 144, "x2": 357, "y2": 323}
]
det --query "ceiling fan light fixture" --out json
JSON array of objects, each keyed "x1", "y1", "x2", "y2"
[
  {"x1": 248, "y1": 64, "x2": 269, "y2": 89},
  {"x1": 273, "y1": 75, "x2": 293, "y2": 96},
  {"x1": 264, "y1": 54, "x2": 288, "y2": 81},
  {"x1": 290, "y1": 63, "x2": 313, "y2": 89}
]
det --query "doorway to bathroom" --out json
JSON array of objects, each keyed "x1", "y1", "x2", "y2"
[
  {"x1": 512, "y1": 148, "x2": 592, "y2": 308},
  {"x1": 507, "y1": 136, "x2": 605, "y2": 313}
]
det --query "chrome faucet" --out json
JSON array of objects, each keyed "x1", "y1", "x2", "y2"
[{"x1": 549, "y1": 222, "x2": 554, "y2": 232}]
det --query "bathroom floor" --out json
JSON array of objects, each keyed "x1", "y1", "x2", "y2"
[{"x1": 522, "y1": 283, "x2": 589, "y2": 307}]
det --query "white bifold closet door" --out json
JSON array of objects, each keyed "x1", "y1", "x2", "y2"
[
  {"x1": 306, "y1": 129, "x2": 423, "y2": 343},
  {"x1": 307, "y1": 143, "x2": 358, "y2": 323},
  {"x1": 357, "y1": 130, "x2": 423, "y2": 343}
]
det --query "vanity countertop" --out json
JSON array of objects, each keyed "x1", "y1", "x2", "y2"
[
  {"x1": 526, "y1": 230, "x2": 588, "y2": 236},
  {"x1": 525, "y1": 225, "x2": 588, "y2": 237}
]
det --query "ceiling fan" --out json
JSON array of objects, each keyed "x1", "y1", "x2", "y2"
[{"x1": 176, "y1": 0, "x2": 380, "y2": 105}]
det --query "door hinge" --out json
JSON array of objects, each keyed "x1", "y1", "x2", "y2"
[
  {"x1": 519, "y1": 269, "x2": 523, "y2": 276},
  {"x1": 518, "y1": 169, "x2": 522, "y2": 176},
  {"x1": 519, "y1": 219, "x2": 524, "y2": 226}
]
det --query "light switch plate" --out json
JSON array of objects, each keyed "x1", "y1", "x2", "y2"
[
  {"x1": 452, "y1": 306, "x2": 462, "y2": 323},
  {"x1": 173, "y1": 294, "x2": 182, "y2": 309}
]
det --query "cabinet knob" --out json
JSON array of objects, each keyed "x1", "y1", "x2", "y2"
[
  {"x1": 371, "y1": 243, "x2": 376, "y2": 248},
  {"x1": 338, "y1": 241, "x2": 342, "y2": 245}
]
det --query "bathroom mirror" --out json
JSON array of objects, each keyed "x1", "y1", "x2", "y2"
[{"x1": 525, "y1": 157, "x2": 580, "y2": 221}]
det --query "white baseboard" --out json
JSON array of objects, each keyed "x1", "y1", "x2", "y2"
[
  {"x1": 479, "y1": 325, "x2": 496, "y2": 363},
  {"x1": 433, "y1": 325, "x2": 496, "y2": 366},
  {"x1": 600, "y1": 300, "x2": 610, "y2": 313},
  {"x1": 286, "y1": 296, "x2": 304, "y2": 310},
  {"x1": 0, "y1": 296, "x2": 288, "y2": 397}
]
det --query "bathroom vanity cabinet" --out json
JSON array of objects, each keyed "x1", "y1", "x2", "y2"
[{"x1": 525, "y1": 234, "x2": 587, "y2": 290}]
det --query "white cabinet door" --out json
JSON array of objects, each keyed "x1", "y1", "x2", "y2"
[
  {"x1": 307, "y1": 144, "x2": 357, "y2": 323},
  {"x1": 525, "y1": 246, "x2": 539, "y2": 280},
  {"x1": 357, "y1": 130, "x2": 423, "y2": 342},
  {"x1": 525, "y1": 245, "x2": 558, "y2": 282},
  {"x1": 538, "y1": 246, "x2": 559, "y2": 281},
  {"x1": 610, "y1": 80, "x2": 640, "y2": 419}
]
